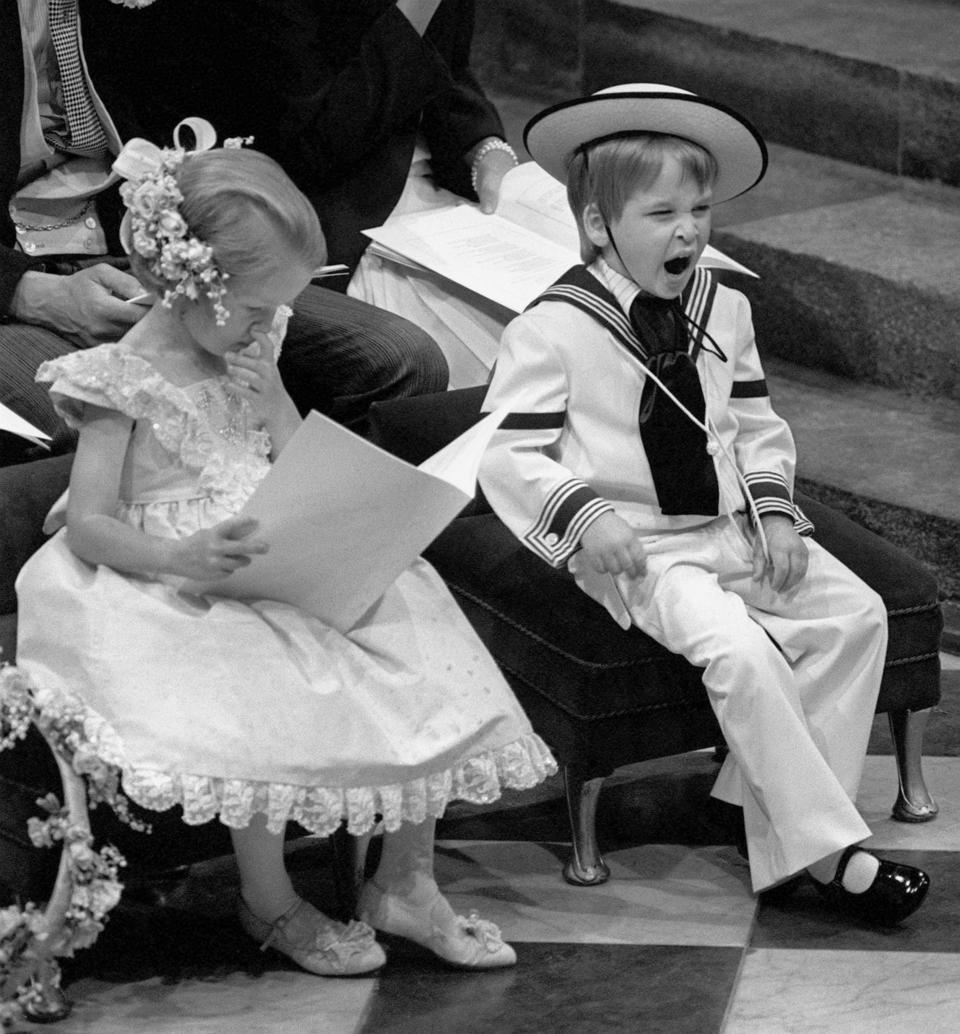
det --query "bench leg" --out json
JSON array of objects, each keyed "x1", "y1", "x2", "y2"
[
  {"x1": 888, "y1": 708, "x2": 938, "y2": 822},
  {"x1": 562, "y1": 764, "x2": 610, "y2": 886}
]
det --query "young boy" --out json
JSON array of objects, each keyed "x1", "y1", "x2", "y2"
[{"x1": 478, "y1": 83, "x2": 929, "y2": 923}]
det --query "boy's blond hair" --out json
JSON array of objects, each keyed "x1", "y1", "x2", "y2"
[{"x1": 566, "y1": 133, "x2": 719, "y2": 262}]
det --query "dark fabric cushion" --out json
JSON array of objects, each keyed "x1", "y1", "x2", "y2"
[{"x1": 369, "y1": 385, "x2": 492, "y2": 517}]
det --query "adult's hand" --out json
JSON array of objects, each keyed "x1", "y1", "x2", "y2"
[
  {"x1": 471, "y1": 141, "x2": 518, "y2": 214},
  {"x1": 9, "y1": 265, "x2": 147, "y2": 348}
]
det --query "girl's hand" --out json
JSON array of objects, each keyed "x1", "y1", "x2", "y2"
[
  {"x1": 752, "y1": 514, "x2": 808, "y2": 592},
  {"x1": 225, "y1": 333, "x2": 289, "y2": 423},
  {"x1": 170, "y1": 516, "x2": 268, "y2": 581},
  {"x1": 579, "y1": 511, "x2": 647, "y2": 578},
  {"x1": 226, "y1": 330, "x2": 302, "y2": 454}
]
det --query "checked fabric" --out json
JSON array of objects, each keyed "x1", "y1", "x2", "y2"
[{"x1": 45, "y1": 0, "x2": 108, "y2": 156}]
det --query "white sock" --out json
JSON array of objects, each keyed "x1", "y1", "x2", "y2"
[{"x1": 808, "y1": 848, "x2": 880, "y2": 893}]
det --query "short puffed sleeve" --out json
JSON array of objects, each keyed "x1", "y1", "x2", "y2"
[{"x1": 35, "y1": 344, "x2": 161, "y2": 429}]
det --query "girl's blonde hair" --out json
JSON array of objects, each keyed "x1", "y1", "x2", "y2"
[
  {"x1": 130, "y1": 147, "x2": 327, "y2": 296},
  {"x1": 565, "y1": 133, "x2": 719, "y2": 262}
]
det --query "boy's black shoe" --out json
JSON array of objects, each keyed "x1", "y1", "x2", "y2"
[{"x1": 814, "y1": 846, "x2": 930, "y2": 926}]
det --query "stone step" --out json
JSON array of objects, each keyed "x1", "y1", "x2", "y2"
[
  {"x1": 476, "y1": 0, "x2": 960, "y2": 187},
  {"x1": 711, "y1": 144, "x2": 960, "y2": 402}
]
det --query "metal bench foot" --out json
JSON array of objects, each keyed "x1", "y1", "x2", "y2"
[
  {"x1": 888, "y1": 708, "x2": 938, "y2": 822},
  {"x1": 562, "y1": 765, "x2": 610, "y2": 886}
]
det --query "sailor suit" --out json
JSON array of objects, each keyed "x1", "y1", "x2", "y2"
[{"x1": 479, "y1": 259, "x2": 887, "y2": 890}]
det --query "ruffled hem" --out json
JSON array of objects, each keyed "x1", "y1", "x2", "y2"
[
  {"x1": 25, "y1": 680, "x2": 558, "y2": 838},
  {"x1": 121, "y1": 733, "x2": 556, "y2": 836}
]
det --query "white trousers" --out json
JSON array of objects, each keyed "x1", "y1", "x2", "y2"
[{"x1": 579, "y1": 513, "x2": 887, "y2": 891}]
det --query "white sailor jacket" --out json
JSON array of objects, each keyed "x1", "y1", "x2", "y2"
[{"x1": 479, "y1": 266, "x2": 812, "y2": 569}]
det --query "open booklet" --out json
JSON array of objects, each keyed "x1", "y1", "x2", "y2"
[
  {"x1": 361, "y1": 161, "x2": 757, "y2": 315},
  {"x1": 184, "y1": 406, "x2": 505, "y2": 632},
  {"x1": 0, "y1": 401, "x2": 51, "y2": 450}
]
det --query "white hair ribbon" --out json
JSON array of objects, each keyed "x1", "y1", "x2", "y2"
[{"x1": 112, "y1": 117, "x2": 219, "y2": 182}]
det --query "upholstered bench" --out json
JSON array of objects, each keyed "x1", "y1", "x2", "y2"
[
  {"x1": 368, "y1": 387, "x2": 944, "y2": 884},
  {"x1": 0, "y1": 398, "x2": 944, "y2": 903}
]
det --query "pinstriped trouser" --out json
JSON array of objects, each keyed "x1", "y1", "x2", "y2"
[{"x1": 1, "y1": 282, "x2": 448, "y2": 465}]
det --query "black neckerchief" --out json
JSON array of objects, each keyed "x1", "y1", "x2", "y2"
[{"x1": 528, "y1": 266, "x2": 721, "y2": 516}]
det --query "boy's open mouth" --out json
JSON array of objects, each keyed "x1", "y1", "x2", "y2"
[{"x1": 664, "y1": 255, "x2": 692, "y2": 276}]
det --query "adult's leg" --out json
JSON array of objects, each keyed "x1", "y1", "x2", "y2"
[
  {"x1": 279, "y1": 285, "x2": 449, "y2": 438},
  {"x1": 0, "y1": 323, "x2": 78, "y2": 464}
]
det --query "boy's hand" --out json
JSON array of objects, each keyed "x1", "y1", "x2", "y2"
[
  {"x1": 753, "y1": 514, "x2": 808, "y2": 592},
  {"x1": 579, "y1": 511, "x2": 647, "y2": 578},
  {"x1": 171, "y1": 516, "x2": 268, "y2": 580}
]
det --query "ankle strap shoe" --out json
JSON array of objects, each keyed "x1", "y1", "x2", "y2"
[
  {"x1": 238, "y1": 896, "x2": 386, "y2": 976},
  {"x1": 358, "y1": 880, "x2": 516, "y2": 970},
  {"x1": 813, "y1": 847, "x2": 930, "y2": 926}
]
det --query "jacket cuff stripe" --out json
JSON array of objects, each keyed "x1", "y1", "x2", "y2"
[
  {"x1": 744, "y1": 471, "x2": 791, "y2": 501},
  {"x1": 753, "y1": 498, "x2": 797, "y2": 520},
  {"x1": 525, "y1": 482, "x2": 611, "y2": 566}
]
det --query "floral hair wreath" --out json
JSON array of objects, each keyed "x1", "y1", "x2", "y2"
[{"x1": 114, "y1": 118, "x2": 254, "y2": 326}]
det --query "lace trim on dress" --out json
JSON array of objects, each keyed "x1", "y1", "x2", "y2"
[
  {"x1": 36, "y1": 344, "x2": 271, "y2": 501},
  {"x1": 27, "y1": 682, "x2": 558, "y2": 837}
]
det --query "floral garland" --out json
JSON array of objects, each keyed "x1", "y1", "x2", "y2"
[
  {"x1": 120, "y1": 149, "x2": 230, "y2": 325},
  {"x1": 119, "y1": 135, "x2": 253, "y2": 326},
  {"x1": 0, "y1": 666, "x2": 134, "y2": 1028}
]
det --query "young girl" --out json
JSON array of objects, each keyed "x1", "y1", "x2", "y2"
[{"x1": 12, "y1": 130, "x2": 555, "y2": 977}]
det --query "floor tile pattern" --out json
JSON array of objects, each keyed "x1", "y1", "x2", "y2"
[{"x1": 11, "y1": 665, "x2": 960, "y2": 1033}]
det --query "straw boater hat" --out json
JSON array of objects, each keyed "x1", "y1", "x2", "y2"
[{"x1": 524, "y1": 83, "x2": 768, "y2": 204}]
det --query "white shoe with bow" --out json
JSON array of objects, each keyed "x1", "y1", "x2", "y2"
[
  {"x1": 239, "y1": 895, "x2": 386, "y2": 976},
  {"x1": 357, "y1": 879, "x2": 516, "y2": 970}
]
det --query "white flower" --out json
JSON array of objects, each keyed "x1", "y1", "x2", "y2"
[
  {"x1": 0, "y1": 905, "x2": 26, "y2": 941},
  {"x1": 157, "y1": 210, "x2": 188, "y2": 238},
  {"x1": 132, "y1": 228, "x2": 158, "y2": 257},
  {"x1": 129, "y1": 180, "x2": 167, "y2": 219}
]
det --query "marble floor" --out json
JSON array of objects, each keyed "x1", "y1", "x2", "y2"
[{"x1": 18, "y1": 658, "x2": 960, "y2": 1034}]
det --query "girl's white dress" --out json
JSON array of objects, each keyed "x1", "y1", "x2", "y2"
[{"x1": 14, "y1": 343, "x2": 555, "y2": 836}]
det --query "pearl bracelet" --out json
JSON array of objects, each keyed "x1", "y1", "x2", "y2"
[{"x1": 470, "y1": 138, "x2": 519, "y2": 194}]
